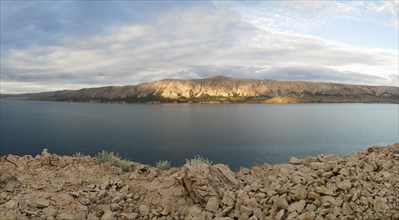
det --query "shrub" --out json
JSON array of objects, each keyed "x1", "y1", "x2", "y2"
[
  {"x1": 95, "y1": 150, "x2": 131, "y2": 172},
  {"x1": 186, "y1": 155, "x2": 212, "y2": 166},
  {"x1": 156, "y1": 160, "x2": 171, "y2": 170},
  {"x1": 72, "y1": 152, "x2": 84, "y2": 157},
  {"x1": 116, "y1": 159, "x2": 131, "y2": 172}
]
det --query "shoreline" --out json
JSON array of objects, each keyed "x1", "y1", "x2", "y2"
[{"x1": 1, "y1": 144, "x2": 398, "y2": 219}]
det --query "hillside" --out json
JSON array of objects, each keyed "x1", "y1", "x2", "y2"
[
  {"x1": 2, "y1": 76, "x2": 399, "y2": 103},
  {"x1": 1, "y1": 144, "x2": 398, "y2": 219}
]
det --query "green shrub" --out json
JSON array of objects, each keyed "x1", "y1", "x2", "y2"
[
  {"x1": 95, "y1": 150, "x2": 131, "y2": 172},
  {"x1": 156, "y1": 160, "x2": 171, "y2": 170},
  {"x1": 116, "y1": 159, "x2": 131, "y2": 172},
  {"x1": 186, "y1": 155, "x2": 212, "y2": 166},
  {"x1": 72, "y1": 152, "x2": 84, "y2": 157}
]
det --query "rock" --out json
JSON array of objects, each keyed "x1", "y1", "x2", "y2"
[
  {"x1": 3, "y1": 200, "x2": 18, "y2": 209},
  {"x1": 373, "y1": 198, "x2": 388, "y2": 212},
  {"x1": 1, "y1": 144, "x2": 398, "y2": 219},
  {"x1": 315, "y1": 186, "x2": 334, "y2": 196},
  {"x1": 249, "y1": 216, "x2": 258, "y2": 220},
  {"x1": 289, "y1": 157, "x2": 302, "y2": 165},
  {"x1": 2, "y1": 212, "x2": 17, "y2": 220},
  {"x1": 336, "y1": 180, "x2": 352, "y2": 191},
  {"x1": 205, "y1": 197, "x2": 219, "y2": 212},
  {"x1": 186, "y1": 205, "x2": 202, "y2": 219},
  {"x1": 298, "y1": 212, "x2": 315, "y2": 220},
  {"x1": 240, "y1": 213, "x2": 249, "y2": 220},
  {"x1": 286, "y1": 211, "x2": 298, "y2": 220},
  {"x1": 307, "y1": 191, "x2": 319, "y2": 200},
  {"x1": 240, "y1": 205, "x2": 253, "y2": 216},
  {"x1": 139, "y1": 204, "x2": 150, "y2": 216},
  {"x1": 56, "y1": 213, "x2": 75, "y2": 220},
  {"x1": 290, "y1": 185, "x2": 307, "y2": 201},
  {"x1": 79, "y1": 197, "x2": 91, "y2": 205},
  {"x1": 110, "y1": 203, "x2": 120, "y2": 211},
  {"x1": 287, "y1": 200, "x2": 306, "y2": 214},
  {"x1": 43, "y1": 206, "x2": 58, "y2": 217},
  {"x1": 31, "y1": 198, "x2": 50, "y2": 208},
  {"x1": 213, "y1": 218, "x2": 233, "y2": 220},
  {"x1": 246, "y1": 198, "x2": 259, "y2": 208},
  {"x1": 275, "y1": 209, "x2": 285, "y2": 220},
  {"x1": 121, "y1": 212, "x2": 138, "y2": 220},
  {"x1": 87, "y1": 213, "x2": 100, "y2": 220},
  {"x1": 101, "y1": 210, "x2": 116, "y2": 220},
  {"x1": 342, "y1": 202, "x2": 352, "y2": 215},
  {"x1": 275, "y1": 196, "x2": 289, "y2": 209}
]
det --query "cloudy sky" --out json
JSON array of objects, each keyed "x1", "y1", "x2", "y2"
[{"x1": 1, "y1": 1, "x2": 398, "y2": 93}]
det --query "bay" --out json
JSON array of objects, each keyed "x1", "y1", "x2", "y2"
[{"x1": 1, "y1": 100, "x2": 398, "y2": 170}]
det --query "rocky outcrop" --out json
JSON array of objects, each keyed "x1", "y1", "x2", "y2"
[
  {"x1": 1, "y1": 144, "x2": 399, "y2": 219},
  {"x1": 3, "y1": 76, "x2": 399, "y2": 103}
]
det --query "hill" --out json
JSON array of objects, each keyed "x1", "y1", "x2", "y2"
[{"x1": 2, "y1": 76, "x2": 399, "y2": 103}]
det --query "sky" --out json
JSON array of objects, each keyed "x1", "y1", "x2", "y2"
[{"x1": 0, "y1": 1, "x2": 398, "y2": 94}]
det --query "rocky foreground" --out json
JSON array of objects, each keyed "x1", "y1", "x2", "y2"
[{"x1": 1, "y1": 144, "x2": 398, "y2": 220}]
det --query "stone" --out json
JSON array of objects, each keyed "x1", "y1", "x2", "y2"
[
  {"x1": 290, "y1": 185, "x2": 307, "y2": 201},
  {"x1": 101, "y1": 210, "x2": 116, "y2": 220},
  {"x1": 56, "y1": 213, "x2": 75, "y2": 220},
  {"x1": 342, "y1": 202, "x2": 352, "y2": 215},
  {"x1": 315, "y1": 186, "x2": 334, "y2": 196},
  {"x1": 110, "y1": 203, "x2": 120, "y2": 211},
  {"x1": 286, "y1": 211, "x2": 298, "y2": 220},
  {"x1": 298, "y1": 212, "x2": 315, "y2": 220},
  {"x1": 307, "y1": 191, "x2": 319, "y2": 200},
  {"x1": 336, "y1": 180, "x2": 352, "y2": 191},
  {"x1": 98, "y1": 190, "x2": 107, "y2": 199},
  {"x1": 43, "y1": 206, "x2": 58, "y2": 217},
  {"x1": 31, "y1": 198, "x2": 50, "y2": 208},
  {"x1": 287, "y1": 200, "x2": 306, "y2": 214},
  {"x1": 253, "y1": 208, "x2": 263, "y2": 219},
  {"x1": 79, "y1": 197, "x2": 91, "y2": 205},
  {"x1": 240, "y1": 205, "x2": 253, "y2": 216},
  {"x1": 121, "y1": 212, "x2": 138, "y2": 220},
  {"x1": 275, "y1": 196, "x2": 289, "y2": 209},
  {"x1": 373, "y1": 198, "x2": 388, "y2": 212},
  {"x1": 275, "y1": 209, "x2": 285, "y2": 220},
  {"x1": 87, "y1": 213, "x2": 100, "y2": 220},
  {"x1": 205, "y1": 197, "x2": 219, "y2": 212},
  {"x1": 289, "y1": 157, "x2": 302, "y2": 165},
  {"x1": 3, "y1": 200, "x2": 18, "y2": 209},
  {"x1": 240, "y1": 213, "x2": 249, "y2": 220},
  {"x1": 246, "y1": 198, "x2": 259, "y2": 208},
  {"x1": 139, "y1": 204, "x2": 150, "y2": 216}
]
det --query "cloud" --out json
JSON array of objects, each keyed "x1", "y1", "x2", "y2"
[
  {"x1": 176, "y1": 65, "x2": 389, "y2": 85},
  {"x1": 1, "y1": 1, "x2": 398, "y2": 93},
  {"x1": 227, "y1": 1, "x2": 399, "y2": 31}
]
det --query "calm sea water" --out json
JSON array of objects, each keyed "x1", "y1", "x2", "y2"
[{"x1": 1, "y1": 100, "x2": 398, "y2": 170}]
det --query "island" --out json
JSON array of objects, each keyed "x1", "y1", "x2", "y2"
[{"x1": 2, "y1": 76, "x2": 398, "y2": 104}]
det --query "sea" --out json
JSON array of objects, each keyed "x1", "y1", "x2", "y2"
[{"x1": 1, "y1": 100, "x2": 398, "y2": 171}]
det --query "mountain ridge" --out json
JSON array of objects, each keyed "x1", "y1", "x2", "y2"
[{"x1": 2, "y1": 76, "x2": 399, "y2": 103}]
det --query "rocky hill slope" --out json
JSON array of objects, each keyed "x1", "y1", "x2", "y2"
[
  {"x1": 3, "y1": 76, "x2": 399, "y2": 103},
  {"x1": 1, "y1": 144, "x2": 398, "y2": 219}
]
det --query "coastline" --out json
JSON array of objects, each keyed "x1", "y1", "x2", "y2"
[{"x1": 1, "y1": 144, "x2": 398, "y2": 219}]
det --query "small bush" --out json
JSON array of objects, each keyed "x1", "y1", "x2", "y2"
[
  {"x1": 156, "y1": 160, "x2": 171, "y2": 170},
  {"x1": 72, "y1": 152, "x2": 84, "y2": 157},
  {"x1": 186, "y1": 155, "x2": 212, "y2": 166},
  {"x1": 95, "y1": 150, "x2": 131, "y2": 172},
  {"x1": 116, "y1": 159, "x2": 131, "y2": 172}
]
